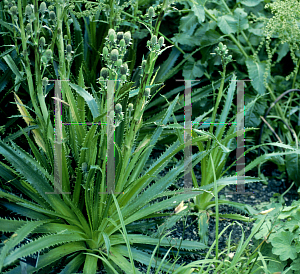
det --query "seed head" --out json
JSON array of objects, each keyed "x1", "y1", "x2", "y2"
[
  {"x1": 42, "y1": 77, "x2": 49, "y2": 87},
  {"x1": 142, "y1": 60, "x2": 147, "y2": 70},
  {"x1": 39, "y1": 2, "x2": 47, "y2": 13},
  {"x1": 110, "y1": 49, "x2": 119, "y2": 61},
  {"x1": 10, "y1": 6, "x2": 17, "y2": 16},
  {"x1": 158, "y1": 36, "x2": 164, "y2": 47},
  {"x1": 148, "y1": 6, "x2": 155, "y2": 18},
  {"x1": 49, "y1": 11, "x2": 56, "y2": 20},
  {"x1": 151, "y1": 35, "x2": 157, "y2": 45},
  {"x1": 117, "y1": 32, "x2": 124, "y2": 41},
  {"x1": 115, "y1": 103, "x2": 122, "y2": 114},
  {"x1": 120, "y1": 63, "x2": 128, "y2": 75},
  {"x1": 100, "y1": 67, "x2": 109, "y2": 79},
  {"x1": 119, "y1": 39, "x2": 126, "y2": 47},
  {"x1": 102, "y1": 46, "x2": 108, "y2": 56},
  {"x1": 25, "y1": 5, "x2": 32, "y2": 16},
  {"x1": 39, "y1": 37, "x2": 46, "y2": 47},
  {"x1": 128, "y1": 103, "x2": 133, "y2": 112},
  {"x1": 66, "y1": 44, "x2": 72, "y2": 54},
  {"x1": 124, "y1": 31, "x2": 131, "y2": 45},
  {"x1": 116, "y1": 59, "x2": 122, "y2": 67}
]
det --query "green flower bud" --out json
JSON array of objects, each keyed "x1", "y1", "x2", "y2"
[
  {"x1": 39, "y1": 37, "x2": 46, "y2": 47},
  {"x1": 102, "y1": 46, "x2": 108, "y2": 56},
  {"x1": 4, "y1": 0, "x2": 8, "y2": 5},
  {"x1": 117, "y1": 32, "x2": 124, "y2": 41},
  {"x1": 68, "y1": 18, "x2": 73, "y2": 25},
  {"x1": 124, "y1": 31, "x2": 131, "y2": 45},
  {"x1": 148, "y1": 6, "x2": 155, "y2": 18},
  {"x1": 108, "y1": 29, "x2": 115, "y2": 37},
  {"x1": 155, "y1": 44, "x2": 160, "y2": 51},
  {"x1": 151, "y1": 35, "x2": 157, "y2": 45},
  {"x1": 158, "y1": 36, "x2": 164, "y2": 47},
  {"x1": 100, "y1": 67, "x2": 109, "y2": 79},
  {"x1": 120, "y1": 63, "x2": 128, "y2": 75},
  {"x1": 64, "y1": 35, "x2": 68, "y2": 41},
  {"x1": 45, "y1": 49, "x2": 52, "y2": 61},
  {"x1": 42, "y1": 77, "x2": 48, "y2": 87},
  {"x1": 10, "y1": 6, "x2": 17, "y2": 16},
  {"x1": 25, "y1": 23, "x2": 32, "y2": 33},
  {"x1": 144, "y1": 88, "x2": 151, "y2": 98},
  {"x1": 110, "y1": 49, "x2": 119, "y2": 61},
  {"x1": 128, "y1": 103, "x2": 133, "y2": 112},
  {"x1": 25, "y1": 5, "x2": 32, "y2": 16},
  {"x1": 142, "y1": 60, "x2": 147, "y2": 70},
  {"x1": 39, "y1": 2, "x2": 47, "y2": 13},
  {"x1": 116, "y1": 59, "x2": 122, "y2": 67},
  {"x1": 121, "y1": 74, "x2": 126, "y2": 81},
  {"x1": 119, "y1": 39, "x2": 126, "y2": 47},
  {"x1": 115, "y1": 103, "x2": 122, "y2": 114},
  {"x1": 99, "y1": 76, "x2": 105, "y2": 82},
  {"x1": 41, "y1": 55, "x2": 48, "y2": 64},
  {"x1": 49, "y1": 11, "x2": 56, "y2": 20},
  {"x1": 109, "y1": 33, "x2": 115, "y2": 42},
  {"x1": 66, "y1": 44, "x2": 72, "y2": 54}
]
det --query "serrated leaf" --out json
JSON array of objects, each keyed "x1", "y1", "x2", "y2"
[
  {"x1": 68, "y1": 82, "x2": 100, "y2": 119},
  {"x1": 179, "y1": 12, "x2": 198, "y2": 34},
  {"x1": 245, "y1": 57, "x2": 269, "y2": 95},
  {"x1": 191, "y1": 2, "x2": 205, "y2": 23},
  {"x1": 217, "y1": 15, "x2": 238, "y2": 34}
]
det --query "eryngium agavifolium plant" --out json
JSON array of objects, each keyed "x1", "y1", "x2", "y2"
[{"x1": 0, "y1": 0, "x2": 230, "y2": 273}]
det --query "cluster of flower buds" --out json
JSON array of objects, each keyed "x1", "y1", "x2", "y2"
[
  {"x1": 211, "y1": 42, "x2": 233, "y2": 68},
  {"x1": 99, "y1": 28, "x2": 132, "y2": 85},
  {"x1": 147, "y1": 35, "x2": 165, "y2": 53}
]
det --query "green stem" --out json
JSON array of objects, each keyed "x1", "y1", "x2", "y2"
[
  {"x1": 17, "y1": 0, "x2": 42, "y2": 121},
  {"x1": 210, "y1": 153, "x2": 218, "y2": 269}
]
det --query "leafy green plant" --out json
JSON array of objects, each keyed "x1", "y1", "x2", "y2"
[
  {"x1": 0, "y1": 0, "x2": 248, "y2": 273},
  {"x1": 250, "y1": 182, "x2": 300, "y2": 273}
]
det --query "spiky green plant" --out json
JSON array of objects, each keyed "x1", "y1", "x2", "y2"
[{"x1": 0, "y1": 0, "x2": 222, "y2": 273}]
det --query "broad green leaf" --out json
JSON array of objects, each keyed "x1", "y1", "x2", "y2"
[
  {"x1": 179, "y1": 12, "x2": 198, "y2": 34},
  {"x1": 183, "y1": 59, "x2": 205, "y2": 80},
  {"x1": 191, "y1": 1, "x2": 205, "y2": 23},
  {"x1": 233, "y1": 8, "x2": 249, "y2": 32},
  {"x1": 271, "y1": 231, "x2": 300, "y2": 261},
  {"x1": 217, "y1": 15, "x2": 238, "y2": 34},
  {"x1": 245, "y1": 57, "x2": 269, "y2": 95}
]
